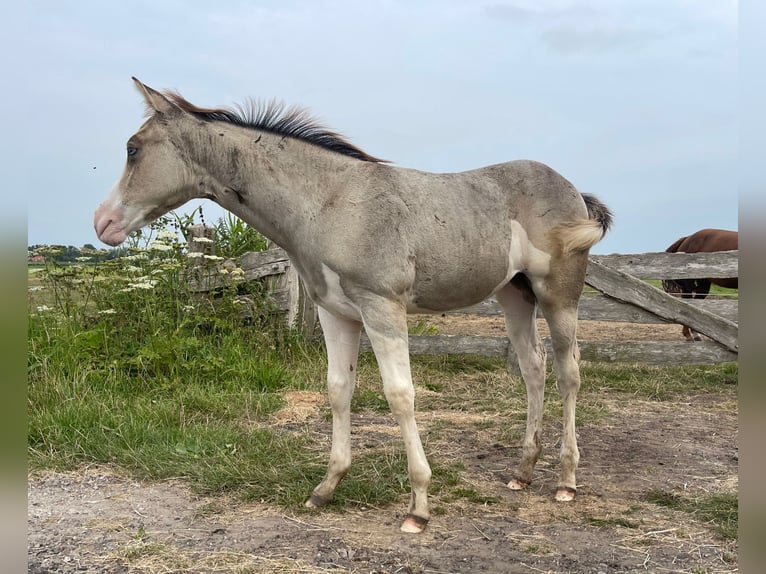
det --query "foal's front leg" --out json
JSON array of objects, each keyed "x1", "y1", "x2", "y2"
[
  {"x1": 305, "y1": 307, "x2": 362, "y2": 509},
  {"x1": 362, "y1": 300, "x2": 431, "y2": 533}
]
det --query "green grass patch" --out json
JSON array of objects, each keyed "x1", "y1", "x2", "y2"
[
  {"x1": 580, "y1": 362, "x2": 738, "y2": 401},
  {"x1": 351, "y1": 389, "x2": 389, "y2": 412},
  {"x1": 645, "y1": 489, "x2": 738, "y2": 540},
  {"x1": 408, "y1": 318, "x2": 439, "y2": 335}
]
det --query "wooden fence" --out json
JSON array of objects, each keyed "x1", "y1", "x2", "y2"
[{"x1": 187, "y1": 227, "x2": 738, "y2": 366}]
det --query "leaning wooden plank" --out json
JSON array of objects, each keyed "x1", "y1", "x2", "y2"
[
  {"x1": 576, "y1": 296, "x2": 738, "y2": 324},
  {"x1": 585, "y1": 259, "x2": 738, "y2": 352},
  {"x1": 590, "y1": 251, "x2": 738, "y2": 280}
]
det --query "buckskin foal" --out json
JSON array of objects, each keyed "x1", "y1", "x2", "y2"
[{"x1": 95, "y1": 79, "x2": 613, "y2": 533}]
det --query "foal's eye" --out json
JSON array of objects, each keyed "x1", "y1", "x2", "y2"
[{"x1": 127, "y1": 146, "x2": 138, "y2": 157}]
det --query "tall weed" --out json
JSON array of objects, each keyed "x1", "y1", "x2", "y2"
[{"x1": 29, "y1": 215, "x2": 303, "y2": 480}]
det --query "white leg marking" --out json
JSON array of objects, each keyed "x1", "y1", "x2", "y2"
[
  {"x1": 306, "y1": 307, "x2": 362, "y2": 508},
  {"x1": 541, "y1": 303, "x2": 581, "y2": 500},
  {"x1": 496, "y1": 281, "x2": 546, "y2": 490},
  {"x1": 362, "y1": 305, "x2": 431, "y2": 533}
]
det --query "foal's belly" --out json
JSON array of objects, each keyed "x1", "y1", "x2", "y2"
[{"x1": 406, "y1": 261, "x2": 510, "y2": 313}]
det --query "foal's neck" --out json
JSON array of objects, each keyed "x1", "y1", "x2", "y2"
[{"x1": 192, "y1": 122, "x2": 358, "y2": 252}]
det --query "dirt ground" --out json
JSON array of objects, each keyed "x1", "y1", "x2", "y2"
[{"x1": 28, "y1": 320, "x2": 737, "y2": 573}]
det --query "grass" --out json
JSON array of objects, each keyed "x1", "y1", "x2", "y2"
[{"x1": 645, "y1": 489, "x2": 738, "y2": 540}]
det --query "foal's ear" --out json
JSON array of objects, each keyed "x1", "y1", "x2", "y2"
[{"x1": 132, "y1": 77, "x2": 179, "y2": 116}]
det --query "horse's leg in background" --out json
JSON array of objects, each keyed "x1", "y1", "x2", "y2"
[
  {"x1": 686, "y1": 279, "x2": 711, "y2": 341},
  {"x1": 672, "y1": 279, "x2": 701, "y2": 341},
  {"x1": 360, "y1": 297, "x2": 431, "y2": 533},
  {"x1": 496, "y1": 276, "x2": 547, "y2": 491},
  {"x1": 306, "y1": 307, "x2": 362, "y2": 509}
]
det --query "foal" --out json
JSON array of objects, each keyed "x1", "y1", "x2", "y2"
[{"x1": 95, "y1": 79, "x2": 612, "y2": 532}]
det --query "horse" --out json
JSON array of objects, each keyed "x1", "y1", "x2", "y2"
[
  {"x1": 662, "y1": 228, "x2": 738, "y2": 341},
  {"x1": 94, "y1": 78, "x2": 613, "y2": 533}
]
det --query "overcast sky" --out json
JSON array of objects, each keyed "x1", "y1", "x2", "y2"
[{"x1": 12, "y1": 0, "x2": 737, "y2": 254}]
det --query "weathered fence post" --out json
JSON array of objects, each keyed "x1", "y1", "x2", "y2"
[{"x1": 186, "y1": 224, "x2": 216, "y2": 256}]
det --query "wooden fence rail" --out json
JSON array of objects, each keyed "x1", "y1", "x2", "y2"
[{"x1": 188, "y1": 226, "x2": 737, "y2": 366}]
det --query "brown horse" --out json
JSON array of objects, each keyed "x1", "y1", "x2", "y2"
[{"x1": 662, "y1": 228, "x2": 738, "y2": 341}]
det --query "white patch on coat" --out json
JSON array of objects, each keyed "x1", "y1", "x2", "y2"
[
  {"x1": 319, "y1": 264, "x2": 362, "y2": 320},
  {"x1": 495, "y1": 220, "x2": 552, "y2": 291}
]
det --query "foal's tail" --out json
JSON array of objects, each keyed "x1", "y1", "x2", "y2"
[{"x1": 556, "y1": 193, "x2": 614, "y2": 254}]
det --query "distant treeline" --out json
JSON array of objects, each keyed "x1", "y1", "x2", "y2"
[{"x1": 28, "y1": 244, "x2": 129, "y2": 264}]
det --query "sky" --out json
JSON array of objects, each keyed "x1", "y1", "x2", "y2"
[{"x1": 11, "y1": 0, "x2": 738, "y2": 255}]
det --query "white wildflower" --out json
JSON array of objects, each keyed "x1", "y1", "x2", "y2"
[
  {"x1": 130, "y1": 281, "x2": 157, "y2": 290},
  {"x1": 149, "y1": 241, "x2": 173, "y2": 252},
  {"x1": 182, "y1": 305, "x2": 195, "y2": 312},
  {"x1": 203, "y1": 255, "x2": 224, "y2": 261},
  {"x1": 192, "y1": 236, "x2": 214, "y2": 244},
  {"x1": 186, "y1": 252, "x2": 204, "y2": 259},
  {"x1": 99, "y1": 309, "x2": 117, "y2": 315},
  {"x1": 159, "y1": 261, "x2": 181, "y2": 271},
  {"x1": 28, "y1": 286, "x2": 45, "y2": 292},
  {"x1": 156, "y1": 229, "x2": 178, "y2": 241},
  {"x1": 36, "y1": 305, "x2": 52, "y2": 313},
  {"x1": 75, "y1": 256, "x2": 92, "y2": 262}
]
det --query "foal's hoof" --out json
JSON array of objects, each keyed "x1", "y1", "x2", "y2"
[
  {"x1": 305, "y1": 493, "x2": 329, "y2": 509},
  {"x1": 507, "y1": 478, "x2": 530, "y2": 491},
  {"x1": 400, "y1": 514, "x2": 429, "y2": 534},
  {"x1": 555, "y1": 486, "x2": 577, "y2": 502}
]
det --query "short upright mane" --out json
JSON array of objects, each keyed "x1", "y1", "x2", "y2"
[{"x1": 163, "y1": 92, "x2": 385, "y2": 163}]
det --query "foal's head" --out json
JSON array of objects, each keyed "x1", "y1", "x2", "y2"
[{"x1": 94, "y1": 78, "x2": 200, "y2": 246}]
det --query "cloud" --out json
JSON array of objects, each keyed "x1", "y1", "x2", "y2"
[
  {"x1": 482, "y1": 0, "x2": 730, "y2": 54},
  {"x1": 540, "y1": 23, "x2": 659, "y2": 53}
]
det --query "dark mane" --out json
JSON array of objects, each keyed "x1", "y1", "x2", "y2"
[{"x1": 163, "y1": 92, "x2": 385, "y2": 163}]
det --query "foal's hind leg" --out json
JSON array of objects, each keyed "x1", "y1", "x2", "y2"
[
  {"x1": 537, "y1": 267, "x2": 588, "y2": 501},
  {"x1": 306, "y1": 307, "x2": 362, "y2": 509},
  {"x1": 496, "y1": 276, "x2": 547, "y2": 491},
  {"x1": 538, "y1": 298, "x2": 582, "y2": 501}
]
